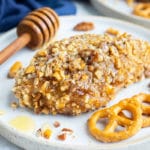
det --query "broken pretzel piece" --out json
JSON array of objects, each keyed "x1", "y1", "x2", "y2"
[
  {"x1": 133, "y1": 3, "x2": 150, "y2": 19},
  {"x1": 120, "y1": 93, "x2": 150, "y2": 128}
]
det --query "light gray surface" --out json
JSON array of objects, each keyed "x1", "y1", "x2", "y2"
[{"x1": 0, "y1": 1, "x2": 99, "y2": 150}]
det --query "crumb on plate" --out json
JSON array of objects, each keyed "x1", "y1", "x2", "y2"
[
  {"x1": 36, "y1": 128, "x2": 42, "y2": 137},
  {"x1": 105, "y1": 28, "x2": 121, "y2": 36},
  {"x1": 43, "y1": 128, "x2": 52, "y2": 139},
  {"x1": 8, "y1": 61, "x2": 22, "y2": 78},
  {"x1": 10, "y1": 102, "x2": 19, "y2": 109},
  {"x1": 62, "y1": 128, "x2": 73, "y2": 133},
  {"x1": 57, "y1": 133, "x2": 67, "y2": 141},
  {"x1": 36, "y1": 124, "x2": 52, "y2": 139},
  {"x1": 53, "y1": 121, "x2": 60, "y2": 128},
  {"x1": 73, "y1": 22, "x2": 94, "y2": 31}
]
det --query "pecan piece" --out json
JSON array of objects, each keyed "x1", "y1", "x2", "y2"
[
  {"x1": 57, "y1": 133, "x2": 67, "y2": 141},
  {"x1": 53, "y1": 121, "x2": 60, "y2": 128},
  {"x1": 73, "y1": 22, "x2": 94, "y2": 31},
  {"x1": 79, "y1": 49, "x2": 99, "y2": 65}
]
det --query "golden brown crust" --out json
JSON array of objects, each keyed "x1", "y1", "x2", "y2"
[{"x1": 13, "y1": 33, "x2": 150, "y2": 115}]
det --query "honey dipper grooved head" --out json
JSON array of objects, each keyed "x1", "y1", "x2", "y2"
[{"x1": 17, "y1": 7, "x2": 59, "y2": 49}]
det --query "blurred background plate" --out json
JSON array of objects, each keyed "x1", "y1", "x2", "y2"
[{"x1": 90, "y1": 0, "x2": 150, "y2": 28}]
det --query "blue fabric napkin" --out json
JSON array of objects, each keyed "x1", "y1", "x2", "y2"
[{"x1": 0, "y1": 0, "x2": 76, "y2": 32}]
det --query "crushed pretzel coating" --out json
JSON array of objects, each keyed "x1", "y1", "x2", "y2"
[
  {"x1": 13, "y1": 33, "x2": 150, "y2": 115},
  {"x1": 73, "y1": 22, "x2": 94, "y2": 31}
]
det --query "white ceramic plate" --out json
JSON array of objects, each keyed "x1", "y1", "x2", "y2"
[
  {"x1": 90, "y1": 0, "x2": 150, "y2": 28},
  {"x1": 0, "y1": 16, "x2": 150, "y2": 150}
]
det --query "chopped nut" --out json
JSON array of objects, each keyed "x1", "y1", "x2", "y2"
[
  {"x1": 62, "y1": 128, "x2": 73, "y2": 133},
  {"x1": 13, "y1": 33, "x2": 150, "y2": 115},
  {"x1": 105, "y1": 85, "x2": 115, "y2": 96},
  {"x1": 105, "y1": 28, "x2": 120, "y2": 36},
  {"x1": 36, "y1": 126, "x2": 52, "y2": 139},
  {"x1": 8, "y1": 61, "x2": 22, "y2": 78},
  {"x1": 37, "y1": 124, "x2": 53, "y2": 139},
  {"x1": 25, "y1": 66, "x2": 35, "y2": 74},
  {"x1": 41, "y1": 108, "x2": 49, "y2": 114},
  {"x1": 79, "y1": 49, "x2": 98, "y2": 65},
  {"x1": 40, "y1": 81, "x2": 49, "y2": 94},
  {"x1": 57, "y1": 133, "x2": 66, "y2": 141},
  {"x1": 53, "y1": 72, "x2": 62, "y2": 81},
  {"x1": 43, "y1": 128, "x2": 52, "y2": 139},
  {"x1": 73, "y1": 22, "x2": 94, "y2": 31},
  {"x1": 10, "y1": 102, "x2": 18, "y2": 109},
  {"x1": 56, "y1": 102, "x2": 65, "y2": 109},
  {"x1": 81, "y1": 74, "x2": 88, "y2": 81},
  {"x1": 22, "y1": 94, "x2": 30, "y2": 106},
  {"x1": 37, "y1": 50, "x2": 47, "y2": 57},
  {"x1": 53, "y1": 121, "x2": 60, "y2": 128},
  {"x1": 60, "y1": 84, "x2": 69, "y2": 91},
  {"x1": 36, "y1": 128, "x2": 42, "y2": 137},
  {"x1": 94, "y1": 70, "x2": 103, "y2": 79}
]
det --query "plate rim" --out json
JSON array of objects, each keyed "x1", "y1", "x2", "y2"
[
  {"x1": 60, "y1": 15, "x2": 150, "y2": 31},
  {"x1": 0, "y1": 15, "x2": 150, "y2": 150}
]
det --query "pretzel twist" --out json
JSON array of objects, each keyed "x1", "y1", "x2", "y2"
[
  {"x1": 120, "y1": 93, "x2": 150, "y2": 128},
  {"x1": 133, "y1": 3, "x2": 150, "y2": 19},
  {"x1": 88, "y1": 98, "x2": 142, "y2": 142}
]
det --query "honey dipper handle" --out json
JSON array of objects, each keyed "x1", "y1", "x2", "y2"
[{"x1": 0, "y1": 33, "x2": 31, "y2": 65}]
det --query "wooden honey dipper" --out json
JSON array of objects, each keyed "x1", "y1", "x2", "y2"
[{"x1": 0, "y1": 7, "x2": 59, "y2": 65}]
